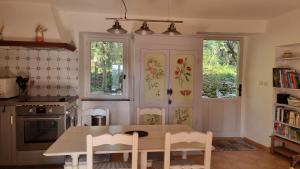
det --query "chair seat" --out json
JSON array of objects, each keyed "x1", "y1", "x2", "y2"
[
  {"x1": 94, "y1": 161, "x2": 131, "y2": 169},
  {"x1": 65, "y1": 154, "x2": 111, "y2": 165},
  {"x1": 64, "y1": 161, "x2": 130, "y2": 169},
  {"x1": 153, "y1": 160, "x2": 198, "y2": 169},
  {"x1": 170, "y1": 164, "x2": 204, "y2": 169}
]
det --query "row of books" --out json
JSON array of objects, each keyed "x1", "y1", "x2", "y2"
[
  {"x1": 273, "y1": 68, "x2": 300, "y2": 88},
  {"x1": 274, "y1": 122, "x2": 300, "y2": 142},
  {"x1": 275, "y1": 107, "x2": 300, "y2": 127}
]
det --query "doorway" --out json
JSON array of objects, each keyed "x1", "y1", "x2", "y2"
[{"x1": 202, "y1": 38, "x2": 243, "y2": 137}]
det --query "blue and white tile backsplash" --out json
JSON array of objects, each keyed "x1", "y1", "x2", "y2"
[{"x1": 0, "y1": 47, "x2": 79, "y2": 96}]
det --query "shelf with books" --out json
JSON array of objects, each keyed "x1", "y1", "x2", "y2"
[
  {"x1": 274, "y1": 134, "x2": 300, "y2": 145},
  {"x1": 273, "y1": 68, "x2": 300, "y2": 89},
  {"x1": 274, "y1": 121, "x2": 300, "y2": 130},
  {"x1": 272, "y1": 43, "x2": 300, "y2": 157},
  {"x1": 274, "y1": 103, "x2": 300, "y2": 111}
]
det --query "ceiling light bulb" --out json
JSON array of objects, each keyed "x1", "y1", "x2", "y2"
[
  {"x1": 134, "y1": 22, "x2": 154, "y2": 35},
  {"x1": 107, "y1": 20, "x2": 127, "y2": 34},
  {"x1": 163, "y1": 23, "x2": 181, "y2": 36}
]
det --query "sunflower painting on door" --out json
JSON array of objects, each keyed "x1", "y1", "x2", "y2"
[
  {"x1": 173, "y1": 55, "x2": 193, "y2": 101},
  {"x1": 144, "y1": 54, "x2": 165, "y2": 101}
]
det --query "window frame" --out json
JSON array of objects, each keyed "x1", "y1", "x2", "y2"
[
  {"x1": 81, "y1": 33, "x2": 130, "y2": 99},
  {"x1": 202, "y1": 36, "x2": 244, "y2": 100}
]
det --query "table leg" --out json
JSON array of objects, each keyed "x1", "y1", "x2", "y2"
[
  {"x1": 140, "y1": 152, "x2": 147, "y2": 169},
  {"x1": 182, "y1": 151, "x2": 187, "y2": 159},
  {"x1": 71, "y1": 154, "x2": 79, "y2": 169},
  {"x1": 123, "y1": 153, "x2": 129, "y2": 162}
]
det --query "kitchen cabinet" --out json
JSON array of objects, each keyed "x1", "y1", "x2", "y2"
[{"x1": 0, "y1": 106, "x2": 16, "y2": 166}]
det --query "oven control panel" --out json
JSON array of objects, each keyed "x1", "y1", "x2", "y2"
[{"x1": 16, "y1": 105, "x2": 65, "y2": 115}]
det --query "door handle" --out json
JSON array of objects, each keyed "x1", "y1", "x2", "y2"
[
  {"x1": 167, "y1": 88, "x2": 173, "y2": 96},
  {"x1": 10, "y1": 115, "x2": 14, "y2": 125},
  {"x1": 238, "y1": 84, "x2": 242, "y2": 96}
]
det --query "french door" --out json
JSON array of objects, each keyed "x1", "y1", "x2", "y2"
[{"x1": 134, "y1": 35, "x2": 202, "y2": 130}]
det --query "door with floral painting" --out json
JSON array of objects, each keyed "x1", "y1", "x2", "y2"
[
  {"x1": 139, "y1": 49, "x2": 200, "y2": 128},
  {"x1": 139, "y1": 49, "x2": 169, "y2": 110},
  {"x1": 168, "y1": 51, "x2": 198, "y2": 128}
]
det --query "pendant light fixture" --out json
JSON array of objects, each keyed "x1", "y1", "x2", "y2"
[
  {"x1": 106, "y1": 0, "x2": 183, "y2": 35},
  {"x1": 107, "y1": 20, "x2": 127, "y2": 34},
  {"x1": 162, "y1": 0, "x2": 181, "y2": 35},
  {"x1": 134, "y1": 22, "x2": 154, "y2": 35},
  {"x1": 163, "y1": 22, "x2": 181, "y2": 35}
]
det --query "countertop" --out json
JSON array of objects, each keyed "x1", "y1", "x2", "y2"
[{"x1": 0, "y1": 96, "x2": 79, "y2": 106}]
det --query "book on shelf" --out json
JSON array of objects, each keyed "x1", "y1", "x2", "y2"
[
  {"x1": 274, "y1": 122, "x2": 300, "y2": 142},
  {"x1": 275, "y1": 106, "x2": 300, "y2": 127},
  {"x1": 273, "y1": 68, "x2": 300, "y2": 88}
]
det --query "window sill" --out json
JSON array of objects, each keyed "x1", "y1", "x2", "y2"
[{"x1": 81, "y1": 98, "x2": 131, "y2": 101}]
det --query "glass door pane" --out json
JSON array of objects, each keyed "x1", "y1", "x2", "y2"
[
  {"x1": 202, "y1": 40, "x2": 240, "y2": 98},
  {"x1": 90, "y1": 41, "x2": 124, "y2": 96}
]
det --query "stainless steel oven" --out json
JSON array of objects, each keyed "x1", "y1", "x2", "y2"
[
  {"x1": 16, "y1": 114, "x2": 65, "y2": 151},
  {"x1": 16, "y1": 104, "x2": 77, "y2": 151}
]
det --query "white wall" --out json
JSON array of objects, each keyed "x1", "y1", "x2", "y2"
[
  {"x1": 245, "y1": 9, "x2": 300, "y2": 146},
  {"x1": 0, "y1": 1, "x2": 267, "y2": 44},
  {"x1": 58, "y1": 10, "x2": 267, "y2": 46},
  {"x1": 0, "y1": 1, "x2": 62, "y2": 41}
]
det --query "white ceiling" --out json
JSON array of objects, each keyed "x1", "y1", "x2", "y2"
[{"x1": 4, "y1": 0, "x2": 300, "y2": 20}]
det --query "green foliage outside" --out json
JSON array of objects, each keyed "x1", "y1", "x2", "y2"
[
  {"x1": 90, "y1": 41, "x2": 123, "y2": 95},
  {"x1": 203, "y1": 40, "x2": 240, "y2": 98}
]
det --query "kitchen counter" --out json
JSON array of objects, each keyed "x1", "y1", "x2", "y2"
[{"x1": 0, "y1": 96, "x2": 79, "y2": 106}]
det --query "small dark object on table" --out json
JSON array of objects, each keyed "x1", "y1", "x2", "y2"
[{"x1": 125, "y1": 130, "x2": 148, "y2": 137}]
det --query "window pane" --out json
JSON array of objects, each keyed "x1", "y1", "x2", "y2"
[
  {"x1": 90, "y1": 41, "x2": 124, "y2": 95},
  {"x1": 202, "y1": 40, "x2": 240, "y2": 98}
]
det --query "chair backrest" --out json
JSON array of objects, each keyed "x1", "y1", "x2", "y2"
[
  {"x1": 164, "y1": 131, "x2": 213, "y2": 169},
  {"x1": 86, "y1": 133, "x2": 138, "y2": 169},
  {"x1": 83, "y1": 107, "x2": 110, "y2": 126},
  {"x1": 136, "y1": 108, "x2": 166, "y2": 125}
]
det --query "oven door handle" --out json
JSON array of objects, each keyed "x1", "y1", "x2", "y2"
[{"x1": 20, "y1": 117, "x2": 63, "y2": 120}]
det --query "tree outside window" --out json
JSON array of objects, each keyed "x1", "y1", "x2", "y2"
[{"x1": 202, "y1": 40, "x2": 240, "y2": 98}]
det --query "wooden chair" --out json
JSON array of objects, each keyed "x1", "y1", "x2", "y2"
[
  {"x1": 64, "y1": 107, "x2": 110, "y2": 169},
  {"x1": 125, "y1": 108, "x2": 166, "y2": 166},
  {"x1": 136, "y1": 108, "x2": 189, "y2": 161},
  {"x1": 163, "y1": 131, "x2": 213, "y2": 169},
  {"x1": 86, "y1": 133, "x2": 139, "y2": 169},
  {"x1": 83, "y1": 107, "x2": 110, "y2": 126},
  {"x1": 136, "y1": 108, "x2": 166, "y2": 125}
]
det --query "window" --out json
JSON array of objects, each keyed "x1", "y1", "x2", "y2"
[
  {"x1": 202, "y1": 39, "x2": 241, "y2": 98},
  {"x1": 81, "y1": 33, "x2": 129, "y2": 99}
]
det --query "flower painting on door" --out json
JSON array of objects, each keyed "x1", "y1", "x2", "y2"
[
  {"x1": 173, "y1": 107, "x2": 192, "y2": 126},
  {"x1": 144, "y1": 54, "x2": 165, "y2": 101},
  {"x1": 143, "y1": 114, "x2": 161, "y2": 125},
  {"x1": 173, "y1": 54, "x2": 193, "y2": 101}
]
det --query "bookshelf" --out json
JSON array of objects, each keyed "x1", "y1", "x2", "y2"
[{"x1": 271, "y1": 43, "x2": 300, "y2": 158}]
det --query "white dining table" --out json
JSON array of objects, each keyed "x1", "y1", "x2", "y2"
[{"x1": 44, "y1": 124, "x2": 207, "y2": 169}]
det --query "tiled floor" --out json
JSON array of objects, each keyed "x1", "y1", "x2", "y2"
[{"x1": 1, "y1": 150, "x2": 294, "y2": 169}]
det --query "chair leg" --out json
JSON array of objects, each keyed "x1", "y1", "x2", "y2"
[
  {"x1": 123, "y1": 153, "x2": 129, "y2": 162},
  {"x1": 182, "y1": 151, "x2": 187, "y2": 159}
]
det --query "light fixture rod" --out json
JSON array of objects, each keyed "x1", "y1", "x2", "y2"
[
  {"x1": 106, "y1": 17, "x2": 183, "y2": 23},
  {"x1": 121, "y1": 0, "x2": 127, "y2": 19}
]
